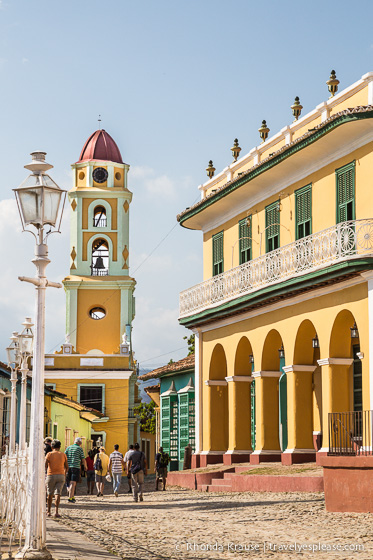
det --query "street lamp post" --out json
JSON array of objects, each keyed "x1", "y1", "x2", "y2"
[
  {"x1": 18, "y1": 318, "x2": 34, "y2": 451},
  {"x1": 5, "y1": 331, "x2": 20, "y2": 454},
  {"x1": 13, "y1": 151, "x2": 66, "y2": 560}
]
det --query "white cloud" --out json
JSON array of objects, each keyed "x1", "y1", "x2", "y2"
[{"x1": 22, "y1": 57, "x2": 28, "y2": 64}]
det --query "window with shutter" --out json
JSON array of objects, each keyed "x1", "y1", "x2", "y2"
[
  {"x1": 295, "y1": 184, "x2": 312, "y2": 240},
  {"x1": 265, "y1": 202, "x2": 280, "y2": 252},
  {"x1": 239, "y1": 217, "x2": 252, "y2": 264},
  {"x1": 336, "y1": 161, "x2": 355, "y2": 223},
  {"x1": 178, "y1": 394, "x2": 189, "y2": 463},
  {"x1": 212, "y1": 231, "x2": 224, "y2": 276},
  {"x1": 161, "y1": 397, "x2": 171, "y2": 455}
]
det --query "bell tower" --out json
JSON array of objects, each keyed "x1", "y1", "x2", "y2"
[{"x1": 63, "y1": 129, "x2": 136, "y2": 355}]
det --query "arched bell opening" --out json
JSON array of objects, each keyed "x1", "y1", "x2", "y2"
[
  {"x1": 91, "y1": 238, "x2": 109, "y2": 276},
  {"x1": 93, "y1": 205, "x2": 107, "y2": 228}
]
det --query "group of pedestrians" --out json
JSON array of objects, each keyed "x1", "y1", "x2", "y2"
[{"x1": 44, "y1": 436, "x2": 169, "y2": 515}]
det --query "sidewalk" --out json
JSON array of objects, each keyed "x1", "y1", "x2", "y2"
[{"x1": 46, "y1": 518, "x2": 117, "y2": 559}]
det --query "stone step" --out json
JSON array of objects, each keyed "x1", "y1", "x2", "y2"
[
  {"x1": 207, "y1": 484, "x2": 233, "y2": 492},
  {"x1": 211, "y1": 477, "x2": 231, "y2": 486}
]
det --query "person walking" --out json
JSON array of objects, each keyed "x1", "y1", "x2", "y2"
[
  {"x1": 155, "y1": 446, "x2": 169, "y2": 491},
  {"x1": 45, "y1": 440, "x2": 68, "y2": 517},
  {"x1": 65, "y1": 437, "x2": 87, "y2": 503},
  {"x1": 108, "y1": 444, "x2": 124, "y2": 497},
  {"x1": 86, "y1": 449, "x2": 95, "y2": 495},
  {"x1": 44, "y1": 437, "x2": 53, "y2": 456},
  {"x1": 127, "y1": 442, "x2": 147, "y2": 502},
  {"x1": 123, "y1": 444, "x2": 134, "y2": 493},
  {"x1": 94, "y1": 446, "x2": 110, "y2": 497}
]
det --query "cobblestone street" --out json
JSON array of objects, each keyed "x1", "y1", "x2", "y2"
[{"x1": 51, "y1": 478, "x2": 372, "y2": 560}]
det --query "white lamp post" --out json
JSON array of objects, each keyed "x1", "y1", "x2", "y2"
[
  {"x1": 18, "y1": 318, "x2": 34, "y2": 451},
  {"x1": 14, "y1": 151, "x2": 66, "y2": 560},
  {"x1": 5, "y1": 331, "x2": 20, "y2": 454}
]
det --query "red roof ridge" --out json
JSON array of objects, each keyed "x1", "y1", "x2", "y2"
[{"x1": 139, "y1": 354, "x2": 195, "y2": 381}]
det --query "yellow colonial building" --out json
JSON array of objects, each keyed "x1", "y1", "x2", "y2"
[
  {"x1": 45, "y1": 129, "x2": 139, "y2": 452},
  {"x1": 178, "y1": 71, "x2": 373, "y2": 467}
]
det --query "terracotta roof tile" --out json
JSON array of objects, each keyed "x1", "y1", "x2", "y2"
[{"x1": 139, "y1": 354, "x2": 195, "y2": 381}]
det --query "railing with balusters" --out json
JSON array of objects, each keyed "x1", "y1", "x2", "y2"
[
  {"x1": 0, "y1": 445, "x2": 29, "y2": 556},
  {"x1": 179, "y1": 219, "x2": 373, "y2": 318}
]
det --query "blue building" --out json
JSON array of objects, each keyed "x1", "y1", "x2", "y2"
[{"x1": 139, "y1": 354, "x2": 195, "y2": 471}]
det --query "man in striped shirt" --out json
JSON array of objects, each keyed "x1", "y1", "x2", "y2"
[
  {"x1": 65, "y1": 438, "x2": 87, "y2": 503},
  {"x1": 108, "y1": 444, "x2": 124, "y2": 497}
]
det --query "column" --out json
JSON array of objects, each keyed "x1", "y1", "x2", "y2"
[
  {"x1": 317, "y1": 358, "x2": 353, "y2": 454},
  {"x1": 361, "y1": 271, "x2": 373, "y2": 410},
  {"x1": 18, "y1": 365, "x2": 28, "y2": 451},
  {"x1": 200, "y1": 379, "x2": 227, "y2": 467},
  {"x1": 281, "y1": 365, "x2": 316, "y2": 465},
  {"x1": 9, "y1": 368, "x2": 17, "y2": 454},
  {"x1": 224, "y1": 376, "x2": 252, "y2": 465},
  {"x1": 191, "y1": 329, "x2": 202, "y2": 468},
  {"x1": 250, "y1": 371, "x2": 281, "y2": 464}
]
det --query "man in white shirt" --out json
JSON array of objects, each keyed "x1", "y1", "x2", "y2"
[
  {"x1": 108, "y1": 444, "x2": 124, "y2": 497},
  {"x1": 123, "y1": 444, "x2": 135, "y2": 493}
]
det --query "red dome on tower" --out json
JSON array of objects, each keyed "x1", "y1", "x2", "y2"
[{"x1": 78, "y1": 130, "x2": 123, "y2": 164}]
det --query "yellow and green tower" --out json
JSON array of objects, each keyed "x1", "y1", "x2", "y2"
[{"x1": 44, "y1": 130, "x2": 139, "y2": 452}]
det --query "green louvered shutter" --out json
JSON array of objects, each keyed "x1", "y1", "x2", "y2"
[
  {"x1": 169, "y1": 398, "x2": 178, "y2": 465},
  {"x1": 189, "y1": 395, "x2": 195, "y2": 452},
  {"x1": 161, "y1": 397, "x2": 171, "y2": 455},
  {"x1": 178, "y1": 394, "x2": 189, "y2": 466},
  {"x1": 265, "y1": 202, "x2": 280, "y2": 252},
  {"x1": 239, "y1": 217, "x2": 252, "y2": 264},
  {"x1": 336, "y1": 161, "x2": 355, "y2": 223},
  {"x1": 295, "y1": 185, "x2": 312, "y2": 240},
  {"x1": 212, "y1": 231, "x2": 224, "y2": 276}
]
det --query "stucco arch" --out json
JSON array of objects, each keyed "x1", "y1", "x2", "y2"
[
  {"x1": 261, "y1": 329, "x2": 283, "y2": 371},
  {"x1": 329, "y1": 309, "x2": 359, "y2": 359},
  {"x1": 293, "y1": 319, "x2": 319, "y2": 365},
  {"x1": 234, "y1": 336, "x2": 253, "y2": 376},
  {"x1": 87, "y1": 199, "x2": 112, "y2": 229},
  {"x1": 209, "y1": 343, "x2": 227, "y2": 380},
  {"x1": 87, "y1": 233, "x2": 114, "y2": 273}
]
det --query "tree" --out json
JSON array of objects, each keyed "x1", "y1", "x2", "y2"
[
  {"x1": 134, "y1": 401, "x2": 156, "y2": 434},
  {"x1": 183, "y1": 334, "x2": 195, "y2": 355}
]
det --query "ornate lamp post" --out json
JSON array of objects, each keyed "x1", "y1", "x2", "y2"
[
  {"x1": 14, "y1": 151, "x2": 66, "y2": 560},
  {"x1": 18, "y1": 318, "x2": 34, "y2": 451},
  {"x1": 5, "y1": 331, "x2": 21, "y2": 453}
]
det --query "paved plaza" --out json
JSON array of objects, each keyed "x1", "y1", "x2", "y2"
[{"x1": 50, "y1": 478, "x2": 372, "y2": 560}]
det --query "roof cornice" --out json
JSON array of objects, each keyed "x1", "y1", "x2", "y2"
[{"x1": 178, "y1": 107, "x2": 373, "y2": 227}]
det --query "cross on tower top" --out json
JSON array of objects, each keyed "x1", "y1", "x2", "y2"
[{"x1": 98, "y1": 114, "x2": 102, "y2": 129}]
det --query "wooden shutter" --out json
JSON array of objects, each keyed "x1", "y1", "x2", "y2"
[
  {"x1": 212, "y1": 231, "x2": 224, "y2": 275},
  {"x1": 161, "y1": 397, "x2": 170, "y2": 454},
  {"x1": 178, "y1": 394, "x2": 189, "y2": 463},
  {"x1": 336, "y1": 161, "x2": 355, "y2": 223},
  {"x1": 239, "y1": 217, "x2": 252, "y2": 264},
  {"x1": 295, "y1": 184, "x2": 312, "y2": 240},
  {"x1": 265, "y1": 203, "x2": 280, "y2": 252}
]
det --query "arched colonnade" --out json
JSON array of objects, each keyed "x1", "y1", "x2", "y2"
[{"x1": 201, "y1": 309, "x2": 364, "y2": 466}]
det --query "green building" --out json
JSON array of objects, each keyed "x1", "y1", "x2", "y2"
[{"x1": 139, "y1": 355, "x2": 195, "y2": 471}]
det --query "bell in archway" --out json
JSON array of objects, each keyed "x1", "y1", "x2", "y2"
[{"x1": 94, "y1": 256, "x2": 105, "y2": 269}]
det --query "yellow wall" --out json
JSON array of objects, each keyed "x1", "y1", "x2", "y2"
[
  {"x1": 203, "y1": 142, "x2": 373, "y2": 280},
  {"x1": 76, "y1": 288, "x2": 121, "y2": 354},
  {"x1": 45, "y1": 378, "x2": 131, "y2": 454},
  {"x1": 200, "y1": 282, "x2": 369, "y2": 452}
]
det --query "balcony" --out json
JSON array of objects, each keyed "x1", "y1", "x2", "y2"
[{"x1": 179, "y1": 219, "x2": 373, "y2": 319}]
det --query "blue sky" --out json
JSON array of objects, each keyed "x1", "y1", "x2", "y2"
[{"x1": 1, "y1": 0, "x2": 373, "y2": 371}]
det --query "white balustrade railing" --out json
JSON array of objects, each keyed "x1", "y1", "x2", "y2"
[
  {"x1": 179, "y1": 219, "x2": 373, "y2": 318},
  {"x1": 0, "y1": 445, "x2": 29, "y2": 555}
]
